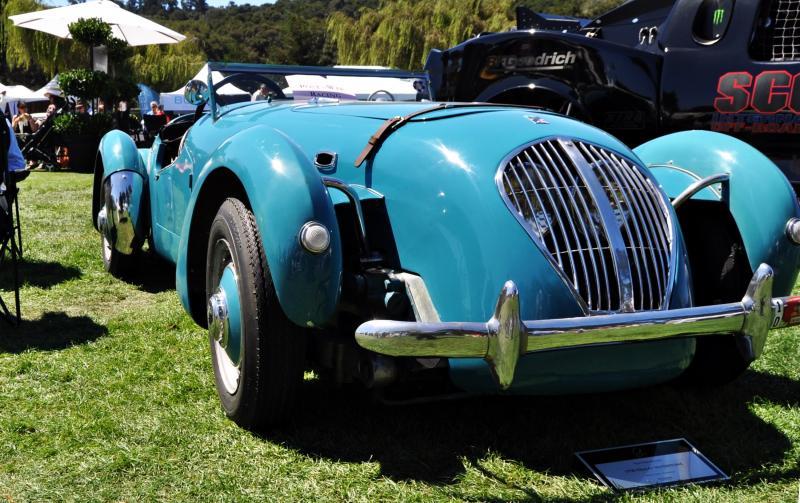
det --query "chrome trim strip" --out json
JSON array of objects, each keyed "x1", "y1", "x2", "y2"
[
  {"x1": 585, "y1": 144, "x2": 648, "y2": 310},
  {"x1": 356, "y1": 264, "x2": 776, "y2": 390},
  {"x1": 648, "y1": 164, "x2": 724, "y2": 200},
  {"x1": 672, "y1": 173, "x2": 730, "y2": 209},
  {"x1": 617, "y1": 154, "x2": 671, "y2": 307},
  {"x1": 591, "y1": 145, "x2": 663, "y2": 310},
  {"x1": 561, "y1": 139, "x2": 634, "y2": 312},
  {"x1": 323, "y1": 177, "x2": 369, "y2": 254},
  {"x1": 539, "y1": 142, "x2": 607, "y2": 311}
]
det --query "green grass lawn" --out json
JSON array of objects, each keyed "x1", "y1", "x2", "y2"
[{"x1": 0, "y1": 172, "x2": 798, "y2": 502}]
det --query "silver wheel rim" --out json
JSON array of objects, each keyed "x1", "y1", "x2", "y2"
[
  {"x1": 102, "y1": 234, "x2": 112, "y2": 263},
  {"x1": 209, "y1": 239, "x2": 242, "y2": 396}
]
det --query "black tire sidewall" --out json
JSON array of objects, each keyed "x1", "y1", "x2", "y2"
[{"x1": 206, "y1": 198, "x2": 306, "y2": 429}]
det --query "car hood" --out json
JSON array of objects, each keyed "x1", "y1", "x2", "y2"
[{"x1": 206, "y1": 102, "x2": 688, "y2": 323}]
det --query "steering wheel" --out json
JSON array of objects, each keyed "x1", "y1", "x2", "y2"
[{"x1": 368, "y1": 90, "x2": 395, "y2": 102}]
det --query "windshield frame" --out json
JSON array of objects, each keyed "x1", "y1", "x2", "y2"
[{"x1": 205, "y1": 62, "x2": 432, "y2": 120}]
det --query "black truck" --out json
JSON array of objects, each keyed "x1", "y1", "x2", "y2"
[{"x1": 425, "y1": 0, "x2": 800, "y2": 188}]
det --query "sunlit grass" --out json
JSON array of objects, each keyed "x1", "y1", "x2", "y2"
[{"x1": 0, "y1": 172, "x2": 798, "y2": 501}]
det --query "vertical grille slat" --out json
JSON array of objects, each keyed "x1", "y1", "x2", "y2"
[
  {"x1": 538, "y1": 141, "x2": 608, "y2": 310},
  {"x1": 498, "y1": 138, "x2": 673, "y2": 313},
  {"x1": 613, "y1": 157, "x2": 663, "y2": 310},
  {"x1": 579, "y1": 143, "x2": 650, "y2": 311},
  {"x1": 588, "y1": 145, "x2": 663, "y2": 310},
  {"x1": 608, "y1": 152, "x2": 670, "y2": 307},
  {"x1": 516, "y1": 152, "x2": 581, "y2": 292},
  {"x1": 530, "y1": 142, "x2": 595, "y2": 307}
]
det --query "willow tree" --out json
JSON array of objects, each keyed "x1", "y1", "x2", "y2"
[
  {"x1": 3, "y1": 0, "x2": 85, "y2": 76},
  {"x1": 128, "y1": 38, "x2": 205, "y2": 91},
  {"x1": 328, "y1": 0, "x2": 625, "y2": 69}
]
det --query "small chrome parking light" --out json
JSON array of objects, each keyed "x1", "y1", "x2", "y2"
[
  {"x1": 299, "y1": 221, "x2": 331, "y2": 254},
  {"x1": 786, "y1": 218, "x2": 800, "y2": 245}
]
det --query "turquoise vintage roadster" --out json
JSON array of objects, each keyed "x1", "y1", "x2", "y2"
[{"x1": 94, "y1": 63, "x2": 800, "y2": 430}]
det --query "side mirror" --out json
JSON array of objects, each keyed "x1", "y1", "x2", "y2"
[{"x1": 184, "y1": 79, "x2": 209, "y2": 106}]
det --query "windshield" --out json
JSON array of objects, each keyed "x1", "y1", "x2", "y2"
[{"x1": 205, "y1": 62, "x2": 432, "y2": 109}]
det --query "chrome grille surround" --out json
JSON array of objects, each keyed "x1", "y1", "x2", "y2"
[{"x1": 497, "y1": 138, "x2": 676, "y2": 314}]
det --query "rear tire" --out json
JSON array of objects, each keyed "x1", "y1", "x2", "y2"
[
  {"x1": 100, "y1": 224, "x2": 139, "y2": 278},
  {"x1": 206, "y1": 198, "x2": 306, "y2": 430}
]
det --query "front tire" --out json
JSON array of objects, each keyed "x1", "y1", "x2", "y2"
[{"x1": 206, "y1": 198, "x2": 306, "y2": 430}]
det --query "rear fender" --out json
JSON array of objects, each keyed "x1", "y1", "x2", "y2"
[
  {"x1": 176, "y1": 125, "x2": 342, "y2": 328},
  {"x1": 94, "y1": 130, "x2": 149, "y2": 255},
  {"x1": 636, "y1": 130, "x2": 800, "y2": 295}
]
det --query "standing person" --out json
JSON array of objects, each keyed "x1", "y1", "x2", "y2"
[
  {"x1": 0, "y1": 89, "x2": 10, "y2": 119},
  {"x1": 157, "y1": 104, "x2": 170, "y2": 122},
  {"x1": 113, "y1": 100, "x2": 132, "y2": 134},
  {"x1": 148, "y1": 101, "x2": 163, "y2": 116},
  {"x1": 12, "y1": 102, "x2": 37, "y2": 136}
]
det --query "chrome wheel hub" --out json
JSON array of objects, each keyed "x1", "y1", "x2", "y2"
[
  {"x1": 208, "y1": 289, "x2": 229, "y2": 347},
  {"x1": 209, "y1": 262, "x2": 242, "y2": 395}
]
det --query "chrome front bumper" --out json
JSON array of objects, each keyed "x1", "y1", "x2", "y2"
[{"x1": 355, "y1": 264, "x2": 796, "y2": 389}]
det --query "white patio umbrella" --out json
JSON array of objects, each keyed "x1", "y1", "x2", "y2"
[{"x1": 9, "y1": 0, "x2": 185, "y2": 46}]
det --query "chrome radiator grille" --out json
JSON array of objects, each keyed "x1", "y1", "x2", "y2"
[{"x1": 498, "y1": 139, "x2": 673, "y2": 313}]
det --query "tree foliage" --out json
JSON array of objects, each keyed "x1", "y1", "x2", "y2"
[
  {"x1": 2, "y1": 0, "x2": 624, "y2": 90},
  {"x1": 3, "y1": 0, "x2": 85, "y2": 76},
  {"x1": 68, "y1": 17, "x2": 113, "y2": 47},
  {"x1": 328, "y1": 0, "x2": 624, "y2": 69}
]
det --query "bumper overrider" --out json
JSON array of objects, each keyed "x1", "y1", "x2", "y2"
[{"x1": 355, "y1": 264, "x2": 800, "y2": 390}]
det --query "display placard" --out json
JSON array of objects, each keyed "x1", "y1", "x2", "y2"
[{"x1": 575, "y1": 438, "x2": 728, "y2": 491}]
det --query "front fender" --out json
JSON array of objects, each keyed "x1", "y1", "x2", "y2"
[
  {"x1": 635, "y1": 130, "x2": 800, "y2": 295},
  {"x1": 94, "y1": 129, "x2": 149, "y2": 254},
  {"x1": 176, "y1": 125, "x2": 342, "y2": 328}
]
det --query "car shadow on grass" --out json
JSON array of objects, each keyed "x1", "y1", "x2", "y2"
[
  {"x1": 0, "y1": 259, "x2": 81, "y2": 290},
  {"x1": 274, "y1": 370, "x2": 798, "y2": 495},
  {"x1": 0, "y1": 312, "x2": 107, "y2": 353},
  {"x1": 125, "y1": 251, "x2": 176, "y2": 294}
]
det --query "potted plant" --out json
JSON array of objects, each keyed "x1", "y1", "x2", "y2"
[{"x1": 55, "y1": 18, "x2": 138, "y2": 172}]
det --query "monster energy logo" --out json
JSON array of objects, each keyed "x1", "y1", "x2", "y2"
[{"x1": 713, "y1": 8, "x2": 726, "y2": 25}]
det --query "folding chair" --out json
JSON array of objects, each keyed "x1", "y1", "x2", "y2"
[{"x1": 0, "y1": 118, "x2": 20, "y2": 326}]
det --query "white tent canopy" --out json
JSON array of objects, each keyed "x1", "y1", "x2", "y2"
[
  {"x1": 9, "y1": 0, "x2": 185, "y2": 46},
  {"x1": 35, "y1": 75, "x2": 61, "y2": 98},
  {"x1": 1, "y1": 84, "x2": 47, "y2": 103},
  {"x1": 160, "y1": 64, "x2": 248, "y2": 112}
]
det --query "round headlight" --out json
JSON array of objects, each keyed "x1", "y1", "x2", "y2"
[
  {"x1": 299, "y1": 221, "x2": 331, "y2": 254},
  {"x1": 787, "y1": 218, "x2": 800, "y2": 245}
]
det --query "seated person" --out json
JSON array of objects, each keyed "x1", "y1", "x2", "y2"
[
  {"x1": 251, "y1": 84, "x2": 270, "y2": 101},
  {"x1": 12, "y1": 102, "x2": 37, "y2": 137},
  {"x1": 147, "y1": 101, "x2": 164, "y2": 116},
  {"x1": 74, "y1": 100, "x2": 89, "y2": 117}
]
